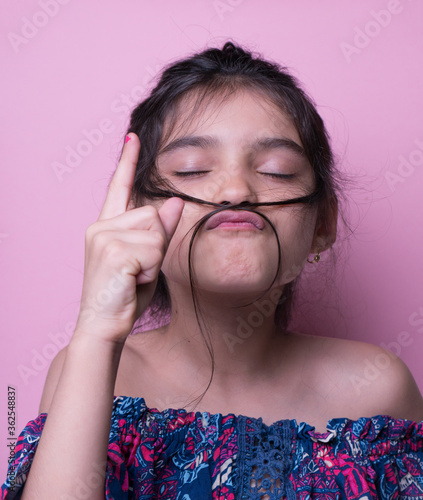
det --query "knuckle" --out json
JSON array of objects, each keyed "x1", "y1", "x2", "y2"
[
  {"x1": 90, "y1": 230, "x2": 108, "y2": 249},
  {"x1": 150, "y1": 246, "x2": 164, "y2": 264},
  {"x1": 150, "y1": 230, "x2": 166, "y2": 249},
  {"x1": 142, "y1": 204, "x2": 159, "y2": 218},
  {"x1": 85, "y1": 222, "x2": 99, "y2": 241},
  {"x1": 89, "y1": 231, "x2": 124, "y2": 261}
]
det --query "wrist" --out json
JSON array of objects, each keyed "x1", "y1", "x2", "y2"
[
  {"x1": 73, "y1": 314, "x2": 133, "y2": 346},
  {"x1": 70, "y1": 328, "x2": 127, "y2": 356}
]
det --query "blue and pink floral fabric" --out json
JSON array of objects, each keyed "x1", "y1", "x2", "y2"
[{"x1": 2, "y1": 395, "x2": 423, "y2": 499}]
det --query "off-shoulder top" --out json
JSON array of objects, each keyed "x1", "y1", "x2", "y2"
[{"x1": 2, "y1": 395, "x2": 423, "y2": 499}]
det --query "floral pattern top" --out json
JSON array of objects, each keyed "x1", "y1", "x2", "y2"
[{"x1": 2, "y1": 395, "x2": 423, "y2": 499}]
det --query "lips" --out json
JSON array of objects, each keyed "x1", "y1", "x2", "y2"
[{"x1": 205, "y1": 210, "x2": 265, "y2": 230}]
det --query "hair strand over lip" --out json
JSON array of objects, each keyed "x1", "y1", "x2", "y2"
[{"x1": 124, "y1": 41, "x2": 342, "y2": 411}]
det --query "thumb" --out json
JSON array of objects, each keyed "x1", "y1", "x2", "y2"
[{"x1": 158, "y1": 197, "x2": 185, "y2": 243}]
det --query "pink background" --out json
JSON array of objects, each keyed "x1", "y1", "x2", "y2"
[{"x1": 1, "y1": 0, "x2": 423, "y2": 474}]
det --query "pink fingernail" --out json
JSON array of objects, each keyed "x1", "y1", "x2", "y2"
[{"x1": 125, "y1": 135, "x2": 131, "y2": 143}]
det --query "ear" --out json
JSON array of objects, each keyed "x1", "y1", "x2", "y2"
[{"x1": 310, "y1": 198, "x2": 338, "y2": 254}]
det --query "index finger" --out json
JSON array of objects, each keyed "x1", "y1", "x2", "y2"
[{"x1": 98, "y1": 133, "x2": 140, "y2": 221}]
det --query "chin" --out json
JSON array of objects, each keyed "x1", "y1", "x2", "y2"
[
  {"x1": 200, "y1": 239, "x2": 278, "y2": 271},
  {"x1": 193, "y1": 264, "x2": 278, "y2": 297}
]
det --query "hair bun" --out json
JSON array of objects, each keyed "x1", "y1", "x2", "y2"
[{"x1": 222, "y1": 41, "x2": 243, "y2": 56}]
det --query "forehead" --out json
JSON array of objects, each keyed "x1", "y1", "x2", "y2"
[{"x1": 160, "y1": 88, "x2": 302, "y2": 149}]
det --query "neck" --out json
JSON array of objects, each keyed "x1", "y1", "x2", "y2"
[{"x1": 160, "y1": 282, "x2": 288, "y2": 389}]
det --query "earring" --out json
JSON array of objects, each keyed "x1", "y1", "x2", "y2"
[{"x1": 307, "y1": 250, "x2": 320, "y2": 264}]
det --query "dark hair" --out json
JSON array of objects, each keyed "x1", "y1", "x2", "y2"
[
  {"x1": 127, "y1": 41, "x2": 338, "y2": 326},
  {"x1": 125, "y1": 41, "x2": 339, "y2": 406}
]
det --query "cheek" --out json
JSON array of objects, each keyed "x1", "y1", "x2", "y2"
[
  {"x1": 276, "y1": 208, "x2": 317, "y2": 283},
  {"x1": 160, "y1": 207, "x2": 318, "y2": 289},
  {"x1": 160, "y1": 209, "x2": 200, "y2": 281},
  {"x1": 161, "y1": 227, "x2": 188, "y2": 280}
]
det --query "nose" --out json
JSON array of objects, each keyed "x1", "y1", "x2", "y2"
[{"x1": 212, "y1": 168, "x2": 257, "y2": 206}]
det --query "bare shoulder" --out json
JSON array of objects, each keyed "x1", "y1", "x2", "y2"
[
  {"x1": 294, "y1": 332, "x2": 423, "y2": 422},
  {"x1": 39, "y1": 329, "x2": 162, "y2": 414},
  {"x1": 342, "y1": 339, "x2": 423, "y2": 421},
  {"x1": 39, "y1": 346, "x2": 68, "y2": 414}
]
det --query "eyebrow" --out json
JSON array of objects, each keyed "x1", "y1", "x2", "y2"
[
  {"x1": 159, "y1": 135, "x2": 305, "y2": 157},
  {"x1": 250, "y1": 137, "x2": 305, "y2": 156},
  {"x1": 159, "y1": 136, "x2": 218, "y2": 156}
]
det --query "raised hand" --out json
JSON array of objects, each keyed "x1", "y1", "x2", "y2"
[{"x1": 75, "y1": 133, "x2": 184, "y2": 344}]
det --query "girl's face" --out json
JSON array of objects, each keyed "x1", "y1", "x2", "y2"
[{"x1": 156, "y1": 89, "x2": 324, "y2": 299}]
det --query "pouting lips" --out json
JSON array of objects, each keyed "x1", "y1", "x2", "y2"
[{"x1": 205, "y1": 210, "x2": 265, "y2": 230}]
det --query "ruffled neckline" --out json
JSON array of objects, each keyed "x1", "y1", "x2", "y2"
[{"x1": 112, "y1": 394, "x2": 422, "y2": 443}]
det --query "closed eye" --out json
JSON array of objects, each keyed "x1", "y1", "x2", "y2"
[
  {"x1": 173, "y1": 170, "x2": 210, "y2": 177},
  {"x1": 260, "y1": 172, "x2": 296, "y2": 179}
]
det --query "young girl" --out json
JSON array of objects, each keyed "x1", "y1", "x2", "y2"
[{"x1": 3, "y1": 42, "x2": 423, "y2": 500}]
